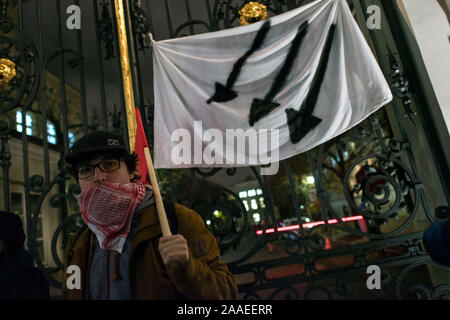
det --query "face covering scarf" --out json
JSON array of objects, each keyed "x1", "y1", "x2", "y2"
[{"x1": 77, "y1": 180, "x2": 147, "y2": 253}]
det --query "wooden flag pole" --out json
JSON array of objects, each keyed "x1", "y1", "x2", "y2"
[
  {"x1": 113, "y1": 0, "x2": 171, "y2": 237},
  {"x1": 144, "y1": 147, "x2": 172, "y2": 236}
]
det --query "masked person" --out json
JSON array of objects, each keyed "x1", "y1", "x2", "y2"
[
  {"x1": 62, "y1": 131, "x2": 237, "y2": 300},
  {"x1": 0, "y1": 211, "x2": 50, "y2": 300}
]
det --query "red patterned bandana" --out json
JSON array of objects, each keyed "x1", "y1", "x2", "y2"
[{"x1": 77, "y1": 180, "x2": 147, "y2": 253}]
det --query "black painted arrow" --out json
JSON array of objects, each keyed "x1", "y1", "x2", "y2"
[
  {"x1": 248, "y1": 21, "x2": 309, "y2": 126},
  {"x1": 286, "y1": 23, "x2": 336, "y2": 144},
  {"x1": 207, "y1": 20, "x2": 271, "y2": 104}
]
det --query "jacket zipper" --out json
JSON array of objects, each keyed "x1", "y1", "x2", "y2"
[{"x1": 106, "y1": 250, "x2": 110, "y2": 300}]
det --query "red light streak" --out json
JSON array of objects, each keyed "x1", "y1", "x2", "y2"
[
  {"x1": 255, "y1": 215, "x2": 364, "y2": 235},
  {"x1": 277, "y1": 225, "x2": 300, "y2": 232}
]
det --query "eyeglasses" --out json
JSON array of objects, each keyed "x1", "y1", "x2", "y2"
[{"x1": 76, "y1": 159, "x2": 121, "y2": 180}]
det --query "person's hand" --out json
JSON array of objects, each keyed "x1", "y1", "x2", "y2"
[{"x1": 158, "y1": 234, "x2": 190, "y2": 269}]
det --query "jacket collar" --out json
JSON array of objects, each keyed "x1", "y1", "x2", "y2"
[
  {"x1": 129, "y1": 204, "x2": 163, "y2": 256},
  {"x1": 137, "y1": 203, "x2": 160, "y2": 231}
]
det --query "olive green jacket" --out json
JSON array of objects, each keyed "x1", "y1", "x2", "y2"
[{"x1": 63, "y1": 203, "x2": 237, "y2": 300}]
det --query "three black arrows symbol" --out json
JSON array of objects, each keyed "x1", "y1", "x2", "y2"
[
  {"x1": 286, "y1": 23, "x2": 336, "y2": 144},
  {"x1": 207, "y1": 20, "x2": 271, "y2": 104},
  {"x1": 206, "y1": 19, "x2": 337, "y2": 144}
]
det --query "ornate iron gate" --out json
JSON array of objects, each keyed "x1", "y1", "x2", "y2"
[{"x1": 0, "y1": 0, "x2": 449, "y2": 299}]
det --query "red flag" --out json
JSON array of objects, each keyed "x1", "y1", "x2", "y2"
[{"x1": 134, "y1": 107, "x2": 150, "y2": 184}]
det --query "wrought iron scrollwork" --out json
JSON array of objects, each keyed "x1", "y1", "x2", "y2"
[
  {"x1": 44, "y1": 48, "x2": 82, "y2": 71},
  {"x1": 0, "y1": 34, "x2": 39, "y2": 113},
  {"x1": 189, "y1": 186, "x2": 248, "y2": 253},
  {"x1": 28, "y1": 174, "x2": 45, "y2": 193},
  {"x1": 342, "y1": 152, "x2": 418, "y2": 237},
  {"x1": 283, "y1": 232, "x2": 305, "y2": 255},
  {"x1": 98, "y1": 0, "x2": 115, "y2": 61},
  {"x1": 230, "y1": 231, "x2": 435, "y2": 300},
  {"x1": 131, "y1": 0, "x2": 151, "y2": 51},
  {"x1": 213, "y1": 0, "x2": 239, "y2": 29},
  {"x1": 110, "y1": 104, "x2": 123, "y2": 135},
  {"x1": 388, "y1": 49, "x2": 417, "y2": 125},
  {"x1": 51, "y1": 212, "x2": 83, "y2": 272},
  {"x1": 395, "y1": 262, "x2": 450, "y2": 300},
  {"x1": 430, "y1": 285, "x2": 450, "y2": 300},
  {"x1": 23, "y1": 172, "x2": 74, "y2": 288},
  {"x1": 281, "y1": 227, "x2": 329, "y2": 256},
  {"x1": 66, "y1": 182, "x2": 81, "y2": 206},
  {"x1": 0, "y1": 0, "x2": 12, "y2": 33}
]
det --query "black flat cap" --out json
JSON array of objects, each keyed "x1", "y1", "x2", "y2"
[{"x1": 65, "y1": 131, "x2": 128, "y2": 165}]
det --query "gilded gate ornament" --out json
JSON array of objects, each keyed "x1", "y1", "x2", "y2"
[
  {"x1": 0, "y1": 58, "x2": 16, "y2": 85},
  {"x1": 239, "y1": 2, "x2": 268, "y2": 25}
]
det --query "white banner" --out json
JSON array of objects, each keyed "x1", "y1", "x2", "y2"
[{"x1": 151, "y1": 0, "x2": 392, "y2": 174}]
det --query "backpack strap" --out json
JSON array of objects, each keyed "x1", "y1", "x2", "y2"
[{"x1": 163, "y1": 199, "x2": 178, "y2": 234}]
